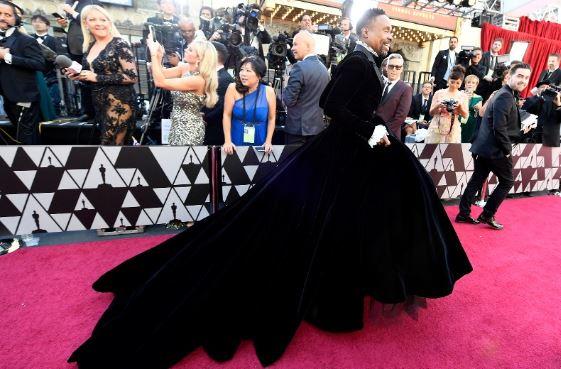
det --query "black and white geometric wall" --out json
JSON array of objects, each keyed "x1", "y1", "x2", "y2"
[{"x1": 0, "y1": 146, "x2": 210, "y2": 236}]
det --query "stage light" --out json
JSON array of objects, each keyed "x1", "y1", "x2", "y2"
[{"x1": 350, "y1": 0, "x2": 379, "y2": 29}]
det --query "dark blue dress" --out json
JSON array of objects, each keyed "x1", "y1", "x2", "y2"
[{"x1": 231, "y1": 84, "x2": 269, "y2": 146}]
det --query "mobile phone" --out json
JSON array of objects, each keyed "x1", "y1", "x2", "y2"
[
  {"x1": 148, "y1": 25, "x2": 156, "y2": 42},
  {"x1": 52, "y1": 12, "x2": 65, "y2": 19},
  {"x1": 254, "y1": 146, "x2": 265, "y2": 152}
]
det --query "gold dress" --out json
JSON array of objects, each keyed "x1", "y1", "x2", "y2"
[{"x1": 168, "y1": 71, "x2": 206, "y2": 146}]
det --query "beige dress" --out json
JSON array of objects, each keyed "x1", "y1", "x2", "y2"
[{"x1": 426, "y1": 89, "x2": 469, "y2": 144}]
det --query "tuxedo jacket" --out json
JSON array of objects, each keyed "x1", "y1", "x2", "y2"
[
  {"x1": 320, "y1": 44, "x2": 386, "y2": 142},
  {"x1": 537, "y1": 68, "x2": 561, "y2": 86},
  {"x1": 431, "y1": 49, "x2": 458, "y2": 82},
  {"x1": 471, "y1": 85, "x2": 520, "y2": 158},
  {"x1": 31, "y1": 33, "x2": 65, "y2": 84},
  {"x1": 375, "y1": 80, "x2": 413, "y2": 140},
  {"x1": 409, "y1": 93, "x2": 433, "y2": 122},
  {"x1": 202, "y1": 68, "x2": 234, "y2": 145},
  {"x1": 283, "y1": 55, "x2": 330, "y2": 136},
  {"x1": 0, "y1": 29, "x2": 45, "y2": 103},
  {"x1": 66, "y1": 0, "x2": 102, "y2": 55}
]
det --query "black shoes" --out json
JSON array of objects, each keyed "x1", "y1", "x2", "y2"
[
  {"x1": 477, "y1": 214, "x2": 504, "y2": 230},
  {"x1": 455, "y1": 214, "x2": 480, "y2": 224}
]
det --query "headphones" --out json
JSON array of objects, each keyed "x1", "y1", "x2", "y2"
[{"x1": 0, "y1": 0, "x2": 24, "y2": 27}]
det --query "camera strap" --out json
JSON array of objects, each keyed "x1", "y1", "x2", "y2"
[{"x1": 242, "y1": 84, "x2": 261, "y2": 144}]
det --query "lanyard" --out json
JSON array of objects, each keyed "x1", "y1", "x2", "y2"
[{"x1": 242, "y1": 84, "x2": 261, "y2": 125}]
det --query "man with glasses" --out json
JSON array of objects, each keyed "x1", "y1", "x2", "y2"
[
  {"x1": 375, "y1": 53, "x2": 412, "y2": 140},
  {"x1": 466, "y1": 47, "x2": 486, "y2": 80}
]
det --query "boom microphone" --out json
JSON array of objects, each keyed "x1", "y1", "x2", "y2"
[{"x1": 55, "y1": 54, "x2": 82, "y2": 72}]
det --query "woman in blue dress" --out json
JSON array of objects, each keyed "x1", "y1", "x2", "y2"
[{"x1": 222, "y1": 57, "x2": 276, "y2": 154}]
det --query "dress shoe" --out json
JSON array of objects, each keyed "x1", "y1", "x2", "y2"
[
  {"x1": 455, "y1": 214, "x2": 480, "y2": 224},
  {"x1": 477, "y1": 214, "x2": 503, "y2": 230}
]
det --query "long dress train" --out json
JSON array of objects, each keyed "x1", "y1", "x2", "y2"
[{"x1": 68, "y1": 47, "x2": 472, "y2": 369}]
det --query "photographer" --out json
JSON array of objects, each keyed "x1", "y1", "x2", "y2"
[
  {"x1": 522, "y1": 82, "x2": 561, "y2": 147},
  {"x1": 198, "y1": 6, "x2": 214, "y2": 40},
  {"x1": 465, "y1": 47, "x2": 486, "y2": 80},
  {"x1": 334, "y1": 17, "x2": 357, "y2": 58},
  {"x1": 233, "y1": 3, "x2": 270, "y2": 60},
  {"x1": 426, "y1": 65, "x2": 469, "y2": 143},
  {"x1": 178, "y1": 17, "x2": 206, "y2": 52}
]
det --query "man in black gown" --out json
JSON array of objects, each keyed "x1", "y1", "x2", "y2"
[{"x1": 69, "y1": 8, "x2": 471, "y2": 369}]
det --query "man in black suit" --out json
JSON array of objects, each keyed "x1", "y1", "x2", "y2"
[
  {"x1": 409, "y1": 81, "x2": 433, "y2": 127},
  {"x1": 536, "y1": 53, "x2": 561, "y2": 86},
  {"x1": 203, "y1": 42, "x2": 233, "y2": 145},
  {"x1": 376, "y1": 53, "x2": 412, "y2": 140},
  {"x1": 147, "y1": 0, "x2": 180, "y2": 25},
  {"x1": 0, "y1": 1, "x2": 45, "y2": 144},
  {"x1": 31, "y1": 14, "x2": 64, "y2": 116},
  {"x1": 430, "y1": 36, "x2": 459, "y2": 91},
  {"x1": 480, "y1": 38, "x2": 503, "y2": 82},
  {"x1": 457, "y1": 63, "x2": 532, "y2": 230}
]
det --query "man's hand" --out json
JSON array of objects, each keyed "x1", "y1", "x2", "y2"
[
  {"x1": 537, "y1": 84, "x2": 549, "y2": 96},
  {"x1": 56, "y1": 18, "x2": 68, "y2": 28},
  {"x1": 61, "y1": 4, "x2": 78, "y2": 18},
  {"x1": 483, "y1": 75, "x2": 493, "y2": 82},
  {"x1": 0, "y1": 47, "x2": 9, "y2": 61}
]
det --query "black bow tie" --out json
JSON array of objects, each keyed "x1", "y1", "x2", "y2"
[
  {"x1": 36, "y1": 35, "x2": 46, "y2": 40},
  {"x1": 0, "y1": 30, "x2": 5, "y2": 37}
]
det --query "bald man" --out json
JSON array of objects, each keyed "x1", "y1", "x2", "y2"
[
  {"x1": 283, "y1": 31, "x2": 330, "y2": 145},
  {"x1": 178, "y1": 17, "x2": 207, "y2": 51}
]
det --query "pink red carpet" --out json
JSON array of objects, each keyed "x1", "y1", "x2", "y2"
[{"x1": 1, "y1": 197, "x2": 560, "y2": 369}]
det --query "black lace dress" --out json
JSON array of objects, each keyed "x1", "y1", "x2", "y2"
[{"x1": 83, "y1": 37, "x2": 137, "y2": 145}]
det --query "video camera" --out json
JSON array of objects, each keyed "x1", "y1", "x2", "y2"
[
  {"x1": 233, "y1": 3, "x2": 261, "y2": 33},
  {"x1": 267, "y1": 32, "x2": 291, "y2": 70},
  {"x1": 541, "y1": 84, "x2": 561, "y2": 101},
  {"x1": 457, "y1": 46, "x2": 475, "y2": 69}
]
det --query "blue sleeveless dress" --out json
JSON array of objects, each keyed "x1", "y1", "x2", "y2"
[{"x1": 231, "y1": 84, "x2": 269, "y2": 146}]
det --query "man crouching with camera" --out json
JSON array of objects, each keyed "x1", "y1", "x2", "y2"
[
  {"x1": 0, "y1": 1, "x2": 45, "y2": 144},
  {"x1": 522, "y1": 82, "x2": 561, "y2": 147}
]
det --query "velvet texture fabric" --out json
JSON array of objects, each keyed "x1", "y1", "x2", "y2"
[{"x1": 68, "y1": 49, "x2": 472, "y2": 369}]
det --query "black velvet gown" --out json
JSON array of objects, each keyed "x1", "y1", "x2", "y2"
[{"x1": 68, "y1": 47, "x2": 473, "y2": 369}]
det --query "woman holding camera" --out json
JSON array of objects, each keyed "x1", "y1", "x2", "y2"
[
  {"x1": 222, "y1": 56, "x2": 276, "y2": 154},
  {"x1": 66, "y1": 5, "x2": 137, "y2": 145},
  {"x1": 426, "y1": 65, "x2": 469, "y2": 143},
  {"x1": 147, "y1": 37, "x2": 218, "y2": 145}
]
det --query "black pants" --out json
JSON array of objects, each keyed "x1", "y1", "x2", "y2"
[
  {"x1": 285, "y1": 132, "x2": 313, "y2": 146},
  {"x1": 459, "y1": 154, "x2": 514, "y2": 218},
  {"x1": 4, "y1": 99, "x2": 40, "y2": 144}
]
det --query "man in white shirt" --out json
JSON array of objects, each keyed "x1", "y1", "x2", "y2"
[{"x1": 430, "y1": 36, "x2": 459, "y2": 91}]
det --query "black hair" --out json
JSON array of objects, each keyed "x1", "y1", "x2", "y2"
[
  {"x1": 0, "y1": 0, "x2": 23, "y2": 27},
  {"x1": 199, "y1": 6, "x2": 213, "y2": 18},
  {"x1": 235, "y1": 56, "x2": 267, "y2": 94},
  {"x1": 449, "y1": 65, "x2": 466, "y2": 81},
  {"x1": 356, "y1": 8, "x2": 386, "y2": 37},
  {"x1": 472, "y1": 47, "x2": 482, "y2": 53},
  {"x1": 339, "y1": 16, "x2": 353, "y2": 30},
  {"x1": 450, "y1": 36, "x2": 458, "y2": 42},
  {"x1": 212, "y1": 41, "x2": 228, "y2": 65},
  {"x1": 509, "y1": 62, "x2": 532, "y2": 75},
  {"x1": 31, "y1": 14, "x2": 50, "y2": 26}
]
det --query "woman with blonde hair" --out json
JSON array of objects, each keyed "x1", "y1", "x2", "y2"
[
  {"x1": 461, "y1": 74, "x2": 483, "y2": 142},
  {"x1": 147, "y1": 37, "x2": 218, "y2": 145},
  {"x1": 66, "y1": 5, "x2": 137, "y2": 145}
]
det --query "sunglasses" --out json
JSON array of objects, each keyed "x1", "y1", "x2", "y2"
[{"x1": 387, "y1": 64, "x2": 403, "y2": 70}]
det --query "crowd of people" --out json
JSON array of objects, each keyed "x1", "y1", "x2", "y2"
[{"x1": 0, "y1": 0, "x2": 560, "y2": 150}]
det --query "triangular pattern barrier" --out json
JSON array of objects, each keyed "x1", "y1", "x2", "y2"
[{"x1": 0, "y1": 144, "x2": 558, "y2": 236}]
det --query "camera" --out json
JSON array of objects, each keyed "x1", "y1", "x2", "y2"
[
  {"x1": 442, "y1": 99, "x2": 458, "y2": 113},
  {"x1": 267, "y1": 32, "x2": 291, "y2": 70},
  {"x1": 233, "y1": 3, "x2": 261, "y2": 33},
  {"x1": 541, "y1": 84, "x2": 561, "y2": 101},
  {"x1": 457, "y1": 46, "x2": 474, "y2": 69},
  {"x1": 143, "y1": 22, "x2": 182, "y2": 59}
]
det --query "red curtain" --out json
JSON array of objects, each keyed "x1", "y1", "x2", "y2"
[
  {"x1": 481, "y1": 23, "x2": 561, "y2": 97},
  {"x1": 518, "y1": 16, "x2": 561, "y2": 40}
]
